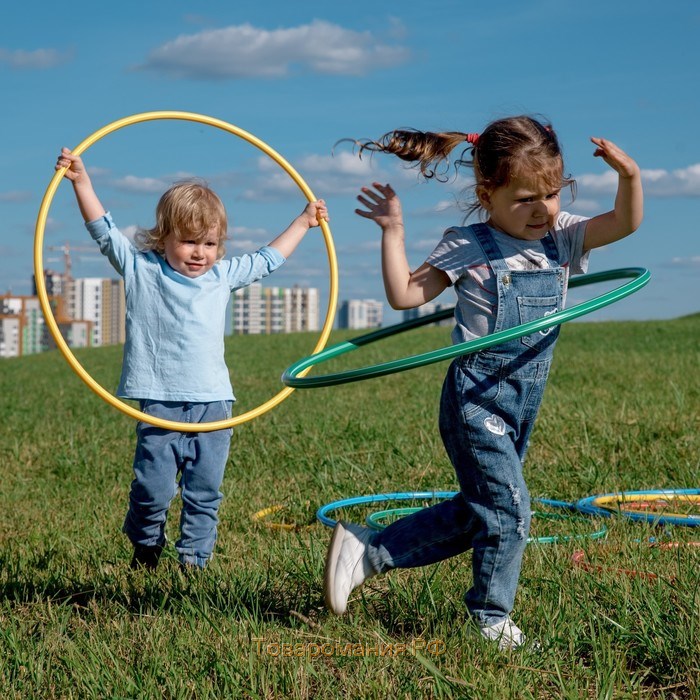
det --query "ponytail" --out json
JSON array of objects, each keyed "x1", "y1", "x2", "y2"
[{"x1": 349, "y1": 129, "x2": 477, "y2": 181}]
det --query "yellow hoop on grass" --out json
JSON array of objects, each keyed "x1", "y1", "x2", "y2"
[
  {"x1": 591, "y1": 492, "x2": 700, "y2": 521},
  {"x1": 34, "y1": 111, "x2": 338, "y2": 432}
]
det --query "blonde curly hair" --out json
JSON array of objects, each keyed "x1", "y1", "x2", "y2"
[{"x1": 135, "y1": 180, "x2": 228, "y2": 259}]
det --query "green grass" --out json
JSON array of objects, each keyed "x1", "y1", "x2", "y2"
[{"x1": 0, "y1": 315, "x2": 699, "y2": 698}]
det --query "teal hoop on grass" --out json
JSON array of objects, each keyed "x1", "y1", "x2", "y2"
[{"x1": 364, "y1": 506, "x2": 607, "y2": 544}]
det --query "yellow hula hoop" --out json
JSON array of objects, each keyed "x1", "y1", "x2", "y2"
[
  {"x1": 251, "y1": 504, "x2": 315, "y2": 531},
  {"x1": 592, "y1": 492, "x2": 700, "y2": 520},
  {"x1": 34, "y1": 111, "x2": 338, "y2": 432}
]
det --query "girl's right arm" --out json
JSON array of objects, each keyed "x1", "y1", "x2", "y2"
[
  {"x1": 356, "y1": 182, "x2": 449, "y2": 310},
  {"x1": 55, "y1": 148, "x2": 106, "y2": 223}
]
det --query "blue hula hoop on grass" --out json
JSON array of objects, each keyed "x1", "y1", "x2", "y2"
[{"x1": 316, "y1": 491, "x2": 458, "y2": 528}]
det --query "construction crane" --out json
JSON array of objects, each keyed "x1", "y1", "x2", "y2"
[{"x1": 46, "y1": 242, "x2": 102, "y2": 279}]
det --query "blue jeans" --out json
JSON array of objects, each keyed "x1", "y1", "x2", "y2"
[
  {"x1": 366, "y1": 351, "x2": 550, "y2": 626},
  {"x1": 122, "y1": 400, "x2": 233, "y2": 568}
]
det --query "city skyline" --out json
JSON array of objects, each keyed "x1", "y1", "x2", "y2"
[{"x1": 1, "y1": 270, "x2": 380, "y2": 358}]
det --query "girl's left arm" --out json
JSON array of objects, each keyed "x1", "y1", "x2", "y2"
[{"x1": 582, "y1": 138, "x2": 643, "y2": 252}]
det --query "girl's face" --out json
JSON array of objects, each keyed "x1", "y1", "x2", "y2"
[
  {"x1": 478, "y1": 174, "x2": 561, "y2": 241},
  {"x1": 163, "y1": 227, "x2": 220, "y2": 278}
]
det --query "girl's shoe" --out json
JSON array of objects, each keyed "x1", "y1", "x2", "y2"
[
  {"x1": 324, "y1": 521, "x2": 376, "y2": 614},
  {"x1": 478, "y1": 616, "x2": 526, "y2": 650}
]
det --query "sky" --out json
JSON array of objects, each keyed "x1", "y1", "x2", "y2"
[{"x1": 2, "y1": 0, "x2": 699, "y2": 329}]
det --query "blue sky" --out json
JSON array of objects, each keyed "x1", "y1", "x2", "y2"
[{"x1": 2, "y1": 0, "x2": 699, "y2": 328}]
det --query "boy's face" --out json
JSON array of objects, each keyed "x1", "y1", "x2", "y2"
[{"x1": 163, "y1": 227, "x2": 220, "y2": 278}]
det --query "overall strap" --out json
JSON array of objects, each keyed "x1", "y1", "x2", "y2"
[
  {"x1": 539, "y1": 231, "x2": 561, "y2": 266},
  {"x1": 471, "y1": 223, "x2": 508, "y2": 272}
]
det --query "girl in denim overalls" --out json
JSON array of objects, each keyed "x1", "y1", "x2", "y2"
[{"x1": 324, "y1": 116, "x2": 643, "y2": 649}]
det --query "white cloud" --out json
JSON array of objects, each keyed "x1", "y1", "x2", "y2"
[
  {"x1": 112, "y1": 175, "x2": 178, "y2": 194},
  {"x1": 245, "y1": 146, "x2": 472, "y2": 200},
  {"x1": 336, "y1": 239, "x2": 381, "y2": 255},
  {"x1": 0, "y1": 47, "x2": 72, "y2": 69},
  {"x1": 240, "y1": 171, "x2": 300, "y2": 201},
  {"x1": 577, "y1": 165, "x2": 700, "y2": 197},
  {"x1": 566, "y1": 198, "x2": 601, "y2": 214},
  {"x1": 0, "y1": 190, "x2": 32, "y2": 203},
  {"x1": 137, "y1": 20, "x2": 410, "y2": 80},
  {"x1": 434, "y1": 199, "x2": 457, "y2": 213},
  {"x1": 410, "y1": 199, "x2": 461, "y2": 218},
  {"x1": 576, "y1": 170, "x2": 618, "y2": 193},
  {"x1": 337, "y1": 234, "x2": 442, "y2": 258},
  {"x1": 646, "y1": 164, "x2": 700, "y2": 197},
  {"x1": 257, "y1": 150, "x2": 379, "y2": 181},
  {"x1": 228, "y1": 239, "x2": 256, "y2": 252},
  {"x1": 669, "y1": 256, "x2": 700, "y2": 268},
  {"x1": 296, "y1": 151, "x2": 379, "y2": 177},
  {"x1": 231, "y1": 225, "x2": 268, "y2": 238},
  {"x1": 242, "y1": 150, "x2": 389, "y2": 200},
  {"x1": 80, "y1": 165, "x2": 111, "y2": 180},
  {"x1": 228, "y1": 226, "x2": 269, "y2": 249}
]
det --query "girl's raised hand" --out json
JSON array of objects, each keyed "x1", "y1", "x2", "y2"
[
  {"x1": 590, "y1": 137, "x2": 640, "y2": 179},
  {"x1": 356, "y1": 182, "x2": 404, "y2": 229},
  {"x1": 55, "y1": 147, "x2": 87, "y2": 183}
]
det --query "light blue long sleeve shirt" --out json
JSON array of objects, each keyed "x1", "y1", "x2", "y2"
[{"x1": 86, "y1": 212, "x2": 285, "y2": 402}]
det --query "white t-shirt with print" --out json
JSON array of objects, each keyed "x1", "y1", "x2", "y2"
[{"x1": 426, "y1": 212, "x2": 590, "y2": 344}]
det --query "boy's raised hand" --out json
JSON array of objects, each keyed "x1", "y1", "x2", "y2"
[
  {"x1": 55, "y1": 147, "x2": 87, "y2": 183},
  {"x1": 307, "y1": 199, "x2": 329, "y2": 227},
  {"x1": 55, "y1": 147, "x2": 105, "y2": 222}
]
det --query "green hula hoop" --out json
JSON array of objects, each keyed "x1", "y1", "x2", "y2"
[
  {"x1": 365, "y1": 506, "x2": 424, "y2": 529},
  {"x1": 282, "y1": 267, "x2": 650, "y2": 388}
]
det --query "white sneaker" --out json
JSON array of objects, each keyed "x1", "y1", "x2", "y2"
[
  {"x1": 324, "y1": 521, "x2": 376, "y2": 615},
  {"x1": 478, "y1": 616, "x2": 526, "y2": 651}
]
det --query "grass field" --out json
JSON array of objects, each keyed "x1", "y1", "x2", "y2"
[{"x1": 0, "y1": 314, "x2": 698, "y2": 699}]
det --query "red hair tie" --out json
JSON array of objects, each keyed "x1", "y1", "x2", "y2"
[{"x1": 465, "y1": 133, "x2": 479, "y2": 145}]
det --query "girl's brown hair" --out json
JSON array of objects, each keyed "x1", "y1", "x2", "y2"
[
  {"x1": 352, "y1": 115, "x2": 576, "y2": 217},
  {"x1": 135, "y1": 180, "x2": 228, "y2": 258}
]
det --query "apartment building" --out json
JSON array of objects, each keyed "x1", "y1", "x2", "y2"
[
  {"x1": 232, "y1": 284, "x2": 319, "y2": 334},
  {"x1": 337, "y1": 299, "x2": 384, "y2": 330},
  {"x1": 0, "y1": 295, "x2": 48, "y2": 357}
]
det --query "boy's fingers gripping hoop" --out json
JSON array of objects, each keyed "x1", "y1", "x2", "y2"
[{"x1": 34, "y1": 111, "x2": 338, "y2": 432}]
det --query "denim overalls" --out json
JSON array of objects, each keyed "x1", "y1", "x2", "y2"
[{"x1": 366, "y1": 224, "x2": 565, "y2": 626}]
